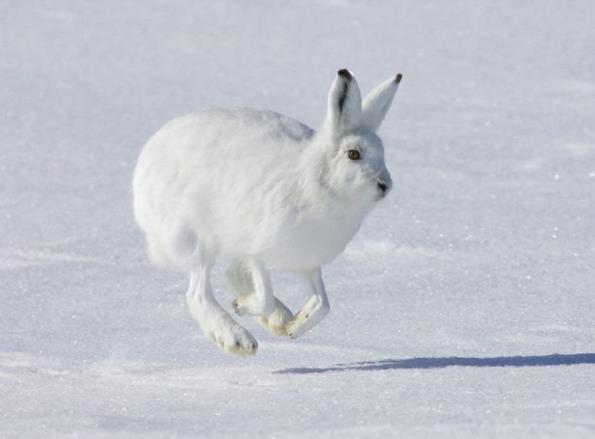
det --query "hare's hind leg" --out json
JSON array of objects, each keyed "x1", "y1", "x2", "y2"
[
  {"x1": 186, "y1": 253, "x2": 257, "y2": 356},
  {"x1": 226, "y1": 260, "x2": 293, "y2": 336},
  {"x1": 285, "y1": 267, "x2": 330, "y2": 339}
]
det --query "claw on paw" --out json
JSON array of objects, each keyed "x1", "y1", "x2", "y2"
[
  {"x1": 208, "y1": 331, "x2": 257, "y2": 356},
  {"x1": 199, "y1": 312, "x2": 258, "y2": 356},
  {"x1": 232, "y1": 298, "x2": 244, "y2": 316}
]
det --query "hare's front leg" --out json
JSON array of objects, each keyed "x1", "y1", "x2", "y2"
[
  {"x1": 231, "y1": 259, "x2": 275, "y2": 317},
  {"x1": 286, "y1": 268, "x2": 330, "y2": 339},
  {"x1": 227, "y1": 260, "x2": 293, "y2": 336},
  {"x1": 186, "y1": 256, "x2": 257, "y2": 356}
]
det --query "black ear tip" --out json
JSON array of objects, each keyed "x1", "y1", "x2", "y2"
[
  {"x1": 395, "y1": 73, "x2": 403, "y2": 84},
  {"x1": 338, "y1": 69, "x2": 352, "y2": 80}
]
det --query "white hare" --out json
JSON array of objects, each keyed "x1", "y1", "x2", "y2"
[{"x1": 133, "y1": 69, "x2": 402, "y2": 356}]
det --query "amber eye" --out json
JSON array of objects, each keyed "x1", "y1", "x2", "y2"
[{"x1": 347, "y1": 149, "x2": 361, "y2": 160}]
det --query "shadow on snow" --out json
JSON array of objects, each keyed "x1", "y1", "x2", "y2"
[{"x1": 275, "y1": 353, "x2": 595, "y2": 374}]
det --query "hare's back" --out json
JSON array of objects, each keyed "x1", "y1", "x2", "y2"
[
  {"x1": 139, "y1": 107, "x2": 314, "y2": 188},
  {"x1": 156, "y1": 107, "x2": 313, "y2": 155},
  {"x1": 133, "y1": 108, "x2": 314, "y2": 261}
]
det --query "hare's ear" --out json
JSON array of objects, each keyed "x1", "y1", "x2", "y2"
[
  {"x1": 361, "y1": 73, "x2": 402, "y2": 132},
  {"x1": 325, "y1": 69, "x2": 362, "y2": 133}
]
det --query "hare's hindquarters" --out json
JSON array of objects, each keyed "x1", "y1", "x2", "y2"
[
  {"x1": 133, "y1": 116, "x2": 229, "y2": 271},
  {"x1": 132, "y1": 140, "x2": 192, "y2": 269},
  {"x1": 133, "y1": 121, "x2": 258, "y2": 357}
]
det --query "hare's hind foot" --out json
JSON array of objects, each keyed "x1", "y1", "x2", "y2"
[
  {"x1": 195, "y1": 304, "x2": 258, "y2": 356},
  {"x1": 186, "y1": 259, "x2": 258, "y2": 357},
  {"x1": 209, "y1": 323, "x2": 258, "y2": 357}
]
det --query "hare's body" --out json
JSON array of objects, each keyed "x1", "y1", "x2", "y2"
[
  {"x1": 133, "y1": 70, "x2": 402, "y2": 355},
  {"x1": 134, "y1": 108, "x2": 368, "y2": 272}
]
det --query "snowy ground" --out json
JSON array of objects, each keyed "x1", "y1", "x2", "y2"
[{"x1": 1, "y1": 1, "x2": 594, "y2": 437}]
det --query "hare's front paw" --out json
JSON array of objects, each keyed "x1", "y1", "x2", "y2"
[
  {"x1": 256, "y1": 298, "x2": 294, "y2": 336},
  {"x1": 232, "y1": 293, "x2": 272, "y2": 317},
  {"x1": 232, "y1": 295, "x2": 250, "y2": 316},
  {"x1": 286, "y1": 296, "x2": 329, "y2": 339},
  {"x1": 285, "y1": 312, "x2": 308, "y2": 339}
]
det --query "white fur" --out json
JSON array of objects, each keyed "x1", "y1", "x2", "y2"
[{"x1": 133, "y1": 69, "x2": 401, "y2": 355}]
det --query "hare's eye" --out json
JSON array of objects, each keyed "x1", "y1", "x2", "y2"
[{"x1": 347, "y1": 149, "x2": 361, "y2": 160}]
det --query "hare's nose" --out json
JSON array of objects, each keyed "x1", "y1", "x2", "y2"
[{"x1": 377, "y1": 181, "x2": 390, "y2": 195}]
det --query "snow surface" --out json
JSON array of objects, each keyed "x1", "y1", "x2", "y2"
[{"x1": 1, "y1": 1, "x2": 595, "y2": 437}]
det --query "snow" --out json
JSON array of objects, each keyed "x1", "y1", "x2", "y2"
[{"x1": 1, "y1": 1, "x2": 594, "y2": 437}]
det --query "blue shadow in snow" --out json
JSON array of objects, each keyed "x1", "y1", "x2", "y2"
[{"x1": 275, "y1": 353, "x2": 595, "y2": 374}]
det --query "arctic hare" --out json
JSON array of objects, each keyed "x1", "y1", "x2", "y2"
[{"x1": 133, "y1": 69, "x2": 402, "y2": 356}]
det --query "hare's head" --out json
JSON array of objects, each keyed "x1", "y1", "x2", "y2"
[{"x1": 318, "y1": 69, "x2": 401, "y2": 206}]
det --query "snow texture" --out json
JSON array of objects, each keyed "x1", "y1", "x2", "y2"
[{"x1": 1, "y1": 1, "x2": 594, "y2": 438}]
